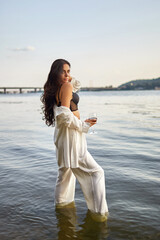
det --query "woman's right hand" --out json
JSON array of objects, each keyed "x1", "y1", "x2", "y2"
[{"x1": 85, "y1": 118, "x2": 97, "y2": 127}]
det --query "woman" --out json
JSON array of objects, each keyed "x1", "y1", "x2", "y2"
[{"x1": 41, "y1": 59, "x2": 108, "y2": 222}]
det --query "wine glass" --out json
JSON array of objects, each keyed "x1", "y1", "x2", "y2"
[{"x1": 88, "y1": 112, "x2": 97, "y2": 134}]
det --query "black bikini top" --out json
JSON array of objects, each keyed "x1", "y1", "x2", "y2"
[{"x1": 57, "y1": 86, "x2": 79, "y2": 111}]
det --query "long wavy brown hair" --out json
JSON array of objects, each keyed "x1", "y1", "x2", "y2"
[{"x1": 40, "y1": 59, "x2": 71, "y2": 126}]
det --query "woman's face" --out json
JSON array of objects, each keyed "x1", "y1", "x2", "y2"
[{"x1": 59, "y1": 64, "x2": 71, "y2": 83}]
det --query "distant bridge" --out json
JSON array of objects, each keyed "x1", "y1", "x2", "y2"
[
  {"x1": 0, "y1": 87, "x2": 43, "y2": 94},
  {"x1": 0, "y1": 86, "x2": 117, "y2": 94}
]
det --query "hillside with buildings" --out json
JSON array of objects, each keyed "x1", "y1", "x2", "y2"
[{"x1": 118, "y1": 77, "x2": 160, "y2": 90}]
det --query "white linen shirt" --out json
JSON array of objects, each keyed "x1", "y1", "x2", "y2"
[{"x1": 53, "y1": 106, "x2": 90, "y2": 168}]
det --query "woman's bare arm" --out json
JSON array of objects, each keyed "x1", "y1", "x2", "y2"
[
  {"x1": 60, "y1": 82, "x2": 80, "y2": 119},
  {"x1": 60, "y1": 82, "x2": 73, "y2": 108}
]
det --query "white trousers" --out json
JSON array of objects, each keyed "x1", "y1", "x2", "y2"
[{"x1": 55, "y1": 151, "x2": 108, "y2": 215}]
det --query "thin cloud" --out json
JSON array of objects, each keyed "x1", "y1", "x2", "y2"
[{"x1": 9, "y1": 46, "x2": 35, "y2": 52}]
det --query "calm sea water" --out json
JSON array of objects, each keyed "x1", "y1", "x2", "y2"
[{"x1": 0, "y1": 90, "x2": 159, "y2": 240}]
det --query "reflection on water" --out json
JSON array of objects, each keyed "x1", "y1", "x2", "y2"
[{"x1": 55, "y1": 206, "x2": 108, "y2": 240}]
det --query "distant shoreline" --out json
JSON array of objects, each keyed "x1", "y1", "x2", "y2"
[
  {"x1": 1, "y1": 77, "x2": 160, "y2": 93},
  {"x1": 0, "y1": 87, "x2": 160, "y2": 94}
]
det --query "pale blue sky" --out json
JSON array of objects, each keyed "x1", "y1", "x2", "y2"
[{"x1": 0, "y1": 0, "x2": 160, "y2": 87}]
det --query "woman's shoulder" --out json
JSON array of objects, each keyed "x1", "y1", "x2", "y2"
[{"x1": 61, "y1": 82, "x2": 73, "y2": 92}]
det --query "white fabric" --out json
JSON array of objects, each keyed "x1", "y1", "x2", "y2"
[
  {"x1": 54, "y1": 105, "x2": 90, "y2": 168},
  {"x1": 55, "y1": 151, "x2": 108, "y2": 215},
  {"x1": 53, "y1": 105, "x2": 108, "y2": 215},
  {"x1": 70, "y1": 77, "x2": 81, "y2": 92}
]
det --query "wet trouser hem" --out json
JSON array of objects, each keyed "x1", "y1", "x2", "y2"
[
  {"x1": 88, "y1": 210, "x2": 109, "y2": 222},
  {"x1": 55, "y1": 201, "x2": 76, "y2": 209}
]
